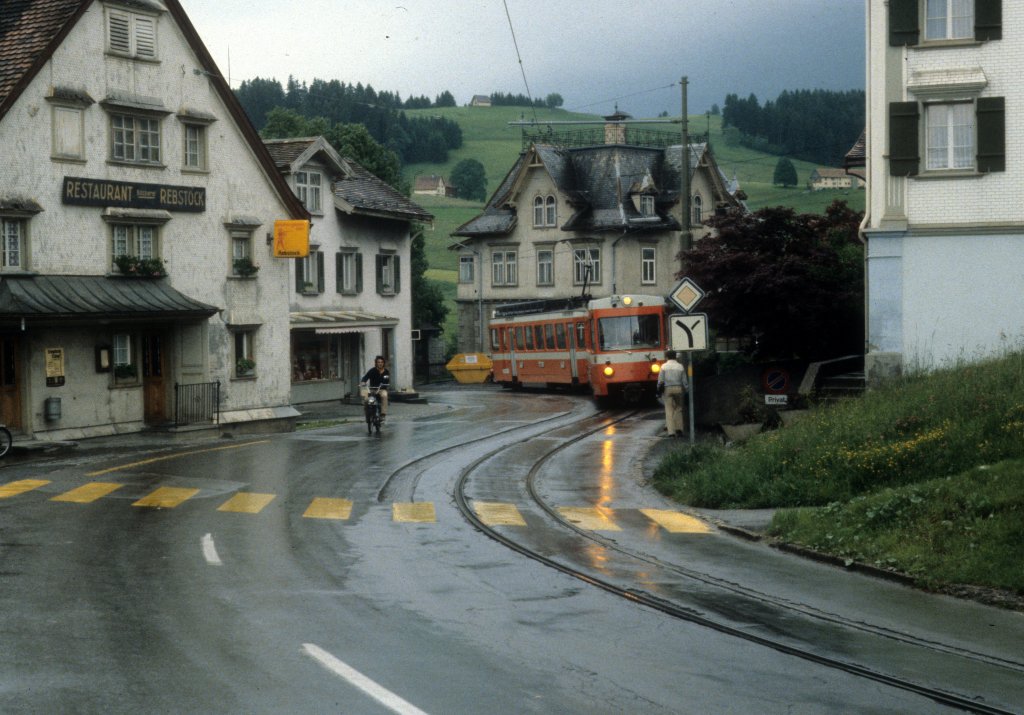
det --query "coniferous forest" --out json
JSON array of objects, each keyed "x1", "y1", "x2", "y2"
[
  {"x1": 234, "y1": 76, "x2": 463, "y2": 165},
  {"x1": 721, "y1": 89, "x2": 864, "y2": 167}
]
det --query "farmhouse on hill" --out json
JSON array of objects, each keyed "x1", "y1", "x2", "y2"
[{"x1": 413, "y1": 174, "x2": 456, "y2": 197}]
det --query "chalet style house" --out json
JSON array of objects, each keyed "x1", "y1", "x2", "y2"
[
  {"x1": 264, "y1": 137, "x2": 432, "y2": 402},
  {"x1": 807, "y1": 167, "x2": 863, "y2": 191},
  {"x1": 450, "y1": 114, "x2": 743, "y2": 352},
  {"x1": 864, "y1": 0, "x2": 1015, "y2": 382},
  {"x1": 0, "y1": 0, "x2": 308, "y2": 439},
  {"x1": 413, "y1": 174, "x2": 456, "y2": 197}
]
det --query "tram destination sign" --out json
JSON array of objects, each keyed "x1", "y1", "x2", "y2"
[{"x1": 62, "y1": 177, "x2": 206, "y2": 213}]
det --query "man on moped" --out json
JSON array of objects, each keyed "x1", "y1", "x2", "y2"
[{"x1": 359, "y1": 355, "x2": 390, "y2": 420}]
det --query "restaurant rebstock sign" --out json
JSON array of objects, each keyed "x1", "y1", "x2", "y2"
[{"x1": 62, "y1": 176, "x2": 206, "y2": 213}]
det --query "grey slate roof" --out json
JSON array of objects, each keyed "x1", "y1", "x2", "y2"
[
  {"x1": 0, "y1": 0, "x2": 83, "y2": 112},
  {"x1": 0, "y1": 275, "x2": 219, "y2": 322},
  {"x1": 453, "y1": 142, "x2": 726, "y2": 237}
]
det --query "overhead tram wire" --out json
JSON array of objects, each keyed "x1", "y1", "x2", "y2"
[{"x1": 502, "y1": 0, "x2": 538, "y2": 124}]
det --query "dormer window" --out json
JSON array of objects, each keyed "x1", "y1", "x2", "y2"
[
  {"x1": 640, "y1": 194, "x2": 655, "y2": 216},
  {"x1": 296, "y1": 171, "x2": 322, "y2": 213},
  {"x1": 106, "y1": 6, "x2": 158, "y2": 60}
]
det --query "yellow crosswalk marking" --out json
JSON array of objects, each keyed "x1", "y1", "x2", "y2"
[
  {"x1": 473, "y1": 501, "x2": 526, "y2": 526},
  {"x1": 52, "y1": 482, "x2": 123, "y2": 503},
  {"x1": 640, "y1": 508, "x2": 712, "y2": 534},
  {"x1": 393, "y1": 502, "x2": 436, "y2": 523},
  {"x1": 0, "y1": 479, "x2": 50, "y2": 499},
  {"x1": 557, "y1": 506, "x2": 622, "y2": 531},
  {"x1": 218, "y1": 492, "x2": 276, "y2": 514},
  {"x1": 132, "y1": 487, "x2": 199, "y2": 508},
  {"x1": 303, "y1": 497, "x2": 353, "y2": 520}
]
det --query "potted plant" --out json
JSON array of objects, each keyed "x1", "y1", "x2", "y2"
[
  {"x1": 233, "y1": 257, "x2": 260, "y2": 277},
  {"x1": 113, "y1": 363, "x2": 137, "y2": 380},
  {"x1": 114, "y1": 255, "x2": 167, "y2": 278},
  {"x1": 235, "y1": 358, "x2": 256, "y2": 376}
]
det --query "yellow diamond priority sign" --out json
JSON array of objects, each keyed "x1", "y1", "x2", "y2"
[{"x1": 669, "y1": 277, "x2": 705, "y2": 313}]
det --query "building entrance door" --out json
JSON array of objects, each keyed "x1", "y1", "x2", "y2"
[
  {"x1": 141, "y1": 333, "x2": 165, "y2": 424},
  {"x1": 0, "y1": 337, "x2": 22, "y2": 431}
]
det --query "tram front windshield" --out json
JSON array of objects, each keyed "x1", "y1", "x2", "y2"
[{"x1": 597, "y1": 314, "x2": 661, "y2": 350}]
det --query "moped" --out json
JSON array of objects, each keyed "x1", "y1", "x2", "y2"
[{"x1": 362, "y1": 385, "x2": 385, "y2": 435}]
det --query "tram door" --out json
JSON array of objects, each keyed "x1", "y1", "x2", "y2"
[
  {"x1": 507, "y1": 327, "x2": 518, "y2": 381},
  {"x1": 0, "y1": 337, "x2": 22, "y2": 430},
  {"x1": 566, "y1": 321, "x2": 579, "y2": 383},
  {"x1": 141, "y1": 333, "x2": 166, "y2": 424}
]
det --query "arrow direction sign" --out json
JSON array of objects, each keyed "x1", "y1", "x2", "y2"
[{"x1": 670, "y1": 313, "x2": 708, "y2": 352}]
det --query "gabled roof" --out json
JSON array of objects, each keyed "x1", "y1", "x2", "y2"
[
  {"x1": 453, "y1": 141, "x2": 739, "y2": 238},
  {"x1": 0, "y1": 0, "x2": 308, "y2": 220},
  {"x1": 413, "y1": 175, "x2": 451, "y2": 191},
  {"x1": 811, "y1": 167, "x2": 850, "y2": 179},
  {"x1": 264, "y1": 136, "x2": 433, "y2": 224}
]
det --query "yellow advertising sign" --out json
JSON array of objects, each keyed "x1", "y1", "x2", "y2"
[{"x1": 273, "y1": 220, "x2": 310, "y2": 258}]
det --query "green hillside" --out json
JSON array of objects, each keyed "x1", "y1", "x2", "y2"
[{"x1": 404, "y1": 107, "x2": 864, "y2": 345}]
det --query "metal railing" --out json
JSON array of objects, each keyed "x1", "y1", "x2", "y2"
[
  {"x1": 521, "y1": 127, "x2": 708, "y2": 150},
  {"x1": 174, "y1": 381, "x2": 220, "y2": 426}
]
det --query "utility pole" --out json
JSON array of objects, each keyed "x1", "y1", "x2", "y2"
[{"x1": 680, "y1": 76, "x2": 691, "y2": 267}]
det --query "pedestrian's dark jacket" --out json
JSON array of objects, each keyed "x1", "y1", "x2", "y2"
[{"x1": 361, "y1": 367, "x2": 390, "y2": 388}]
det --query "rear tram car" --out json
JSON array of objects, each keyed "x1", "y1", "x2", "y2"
[{"x1": 489, "y1": 294, "x2": 669, "y2": 403}]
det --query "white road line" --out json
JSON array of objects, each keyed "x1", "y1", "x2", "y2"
[
  {"x1": 201, "y1": 533, "x2": 222, "y2": 566},
  {"x1": 302, "y1": 643, "x2": 430, "y2": 715}
]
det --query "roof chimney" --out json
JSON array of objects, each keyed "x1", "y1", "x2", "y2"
[{"x1": 603, "y1": 106, "x2": 631, "y2": 145}]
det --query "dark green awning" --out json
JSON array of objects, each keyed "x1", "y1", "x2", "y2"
[{"x1": 0, "y1": 275, "x2": 219, "y2": 323}]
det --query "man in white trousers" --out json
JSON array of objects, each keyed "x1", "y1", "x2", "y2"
[{"x1": 656, "y1": 350, "x2": 688, "y2": 437}]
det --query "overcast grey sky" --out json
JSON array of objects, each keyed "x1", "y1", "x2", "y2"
[{"x1": 180, "y1": 0, "x2": 864, "y2": 118}]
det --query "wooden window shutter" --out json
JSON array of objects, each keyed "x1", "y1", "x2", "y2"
[
  {"x1": 316, "y1": 251, "x2": 325, "y2": 293},
  {"x1": 134, "y1": 16, "x2": 156, "y2": 58},
  {"x1": 355, "y1": 253, "x2": 363, "y2": 293},
  {"x1": 393, "y1": 256, "x2": 401, "y2": 294},
  {"x1": 888, "y1": 0, "x2": 919, "y2": 46},
  {"x1": 975, "y1": 0, "x2": 1002, "y2": 41},
  {"x1": 976, "y1": 97, "x2": 1006, "y2": 173},
  {"x1": 108, "y1": 11, "x2": 131, "y2": 54},
  {"x1": 888, "y1": 102, "x2": 920, "y2": 177},
  {"x1": 295, "y1": 257, "x2": 305, "y2": 292},
  {"x1": 375, "y1": 254, "x2": 383, "y2": 294},
  {"x1": 335, "y1": 252, "x2": 343, "y2": 293}
]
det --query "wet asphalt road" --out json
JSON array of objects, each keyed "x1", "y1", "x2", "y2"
[{"x1": 0, "y1": 385, "x2": 1020, "y2": 714}]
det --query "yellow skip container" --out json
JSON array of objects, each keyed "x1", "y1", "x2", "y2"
[{"x1": 446, "y1": 353, "x2": 493, "y2": 384}]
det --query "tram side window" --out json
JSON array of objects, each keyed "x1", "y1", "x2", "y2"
[
  {"x1": 576, "y1": 322, "x2": 587, "y2": 349},
  {"x1": 524, "y1": 325, "x2": 535, "y2": 350},
  {"x1": 535, "y1": 326, "x2": 545, "y2": 349},
  {"x1": 490, "y1": 328, "x2": 499, "y2": 351},
  {"x1": 555, "y1": 323, "x2": 567, "y2": 349},
  {"x1": 515, "y1": 326, "x2": 524, "y2": 350}
]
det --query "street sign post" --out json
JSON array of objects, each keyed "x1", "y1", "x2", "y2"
[{"x1": 669, "y1": 313, "x2": 708, "y2": 352}]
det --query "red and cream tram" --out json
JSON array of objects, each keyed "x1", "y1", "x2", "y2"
[{"x1": 489, "y1": 294, "x2": 669, "y2": 403}]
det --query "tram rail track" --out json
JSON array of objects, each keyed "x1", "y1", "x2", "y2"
[{"x1": 439, "y1": 409, "x2": 1021, "y2": 715}]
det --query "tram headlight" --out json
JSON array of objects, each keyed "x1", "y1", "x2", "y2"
[
  {"x1": 622, "y1": 295, "x2": 633, "y2": 306},
  {"x1": 603, "y1": 363, "x2": 614, "y2": 377},
  {"x1": 650, "y1": 362, "x2": 661, "y2": 374}
]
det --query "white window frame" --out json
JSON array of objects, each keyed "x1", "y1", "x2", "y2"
[
  {"x1": 692, "y1": 194, "x2": 703, "y2": 225},
  {"x1": 573, "y1": 248, "x2": 601, "y2": 285},
  {"x1": 640, "y1": 194, "x2": 655, "y2": 217},
  {"x1": 302, "y1": 247, "x2": 323, "y2": 293},
  {"x1": 491, "y1": 250, "x2": 518, "y2": 287},
  {"x1": 112, "y1": 332, "x2": 138, "y2": 384},
  {"x1": 106, "y1": 7, "x2": 158, "y2": 60},
  {"x1": 1, "y1": 218, "x2": 25, "y2": 272},
  {"x1": 183, "y1": 123, "x2": 206, "y2": 170},
  {"x1": 545, "y1": 196, "x2": 557, "y2": 226},
  {"x1": 231, "y1": 229, "x2": 255, "y2": 276},
  {"x1": 459, "y1": 254, "x2": 475, "y2": 284},
  {"x1": 234, "y1": 329, "x2": 256, "y2": 378},
  {"x1": 641, "y1": 246, "x2": 656, "y2": 285},
  {"x1": 110, "y1": 113, "x2": 161, "y2": 165},
  {"x1": 925, "y1": 101, "x2": 974, "y2": 171},
  {"x1": 338, "y1": 250, "x2": 360, "y2": 293},
  {"x1": 536, "y1": 248, "x2": 553, "y2": 286},
  {"x1": 533, "y1": 196, "x2": 544, "y2": 227},
  {"x1": 924, "y1": 0, "x2": 974, "y2": 41},
  {"x1": 378, "y1": 252, "x2": 398, "y2": 294},
  {"x1": 296, "y1": 171, "x2": 323, "y2": 213},
  {"x1": 111, "y1": 223, "x2": 157, "y2": 269}
]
